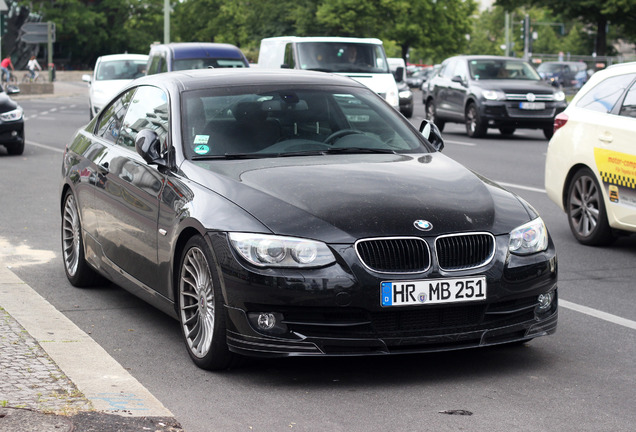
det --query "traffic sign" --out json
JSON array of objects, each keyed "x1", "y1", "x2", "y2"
[
  {"x1": 21, "y1": 22, "x2": 49, "y2": 34},
  {"x1": 22, "y1": 33, "x2": 49, "y2": 43},
  {"x1": 20, "y1": 21, "x2": 55, "y2": 44}
]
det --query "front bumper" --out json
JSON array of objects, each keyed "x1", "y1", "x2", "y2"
[
  {"x1": 480, "y1": 100, "x2": 567, "y2": 129},
  {"x1": 209, "y1": 232, "x2": 558, "y2": 358}
]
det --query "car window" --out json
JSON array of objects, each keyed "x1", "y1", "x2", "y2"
[
  {"x1": 453, "y1": 61, "x2": 468, "y2": 82},
  {"x1": 96, "y1": 89, "x2": 136, "y2": 143},
  {"x1": 619, "y1": 81, "x2": 636, "y2": 118},
  {"x1": 576, "y1": 73, "x2": 636, "y2": 113},
  {"x1": 96, "y1": 59, "x2": 147, "y2": 80},
  {"x1": 283, "y1": 43, "x2": 295, "y2": 68},
  {"x1": 181, "y1": 85, "x2": 428, "y2": 159},
  {"x1": 172, "y1": 58, "x2": 246, "y2": 71},
  {"x1": 295, "y1": 42, "x2": 390, "y2": 73},
  {"x1": 440, "y1": 60, "x2": 457, "y2": 79},
  {"x1": 469, "y1": 59, "x2": 540, "y2": 80},
  {"x1": 117, "y1": 86, "x2": 169, "y2": 150}
]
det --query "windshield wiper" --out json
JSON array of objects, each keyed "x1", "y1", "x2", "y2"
[
  {"x1": 192, "y1": 153, "x2": 272, "y2": 160},
  {"x1": 320, "y1": 147, "x2": 397, "y2": 155}
]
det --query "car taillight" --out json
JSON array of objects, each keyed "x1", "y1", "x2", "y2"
[{"x1": 553, "y1": 112, "x2": 568, "y2": 133}]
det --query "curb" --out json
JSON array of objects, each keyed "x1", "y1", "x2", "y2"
[{"x1": 0, "y1": 265, "x2": 171, "y2": 416}]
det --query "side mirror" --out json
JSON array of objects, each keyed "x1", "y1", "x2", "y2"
[
  {"x1": 82, "y1": 74, "x2": 91, "y2": 83},
  {"x1": 394, "y1": 66, "x2": 405, "y2": 83},
  {"x1": 419, "y1": 119, "x2": 444, "y2": 152},
  {"x1": 135, "y1": 129, "x2": 165, "y2": 165},
  {"x1": 451, "y1": 75, "x2": 465, "y2": 85}
]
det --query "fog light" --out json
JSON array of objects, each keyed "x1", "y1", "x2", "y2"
[
  {"x1": 537, "y1": 293, "x2": 553, "y2": 311},
  {"x1": 257, "y1": 313, "x2": 277, "y2": 330}
]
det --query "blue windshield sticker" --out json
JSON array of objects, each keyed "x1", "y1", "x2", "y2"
[{"x1": 194, "y1": 144, "x2": 210, "y2": 155}]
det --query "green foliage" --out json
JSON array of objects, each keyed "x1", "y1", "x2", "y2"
[{"x1": 11, "y1": 0, "x2": 634, "y2": 68}]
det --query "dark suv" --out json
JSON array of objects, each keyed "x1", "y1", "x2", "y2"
[{"x1": 423, "y1": 55, "x2": 567, "y2": 139}]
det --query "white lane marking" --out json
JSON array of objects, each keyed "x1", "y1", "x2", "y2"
[
  {"x1": 445, "y1": 139, "x2": 476, "y2": 147},
  {"x1": 26, "y1": 140, "x2": 64, "y2": 153},
  {"x1": 560, "y1": 300, "x2": 636, "y2": 331}
]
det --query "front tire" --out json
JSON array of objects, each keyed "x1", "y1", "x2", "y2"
[
  {"x1": 61, "y1": 191, "x2": 103, "y2": 286},
  {"x1": 178, "y1": 236, "x2": 234, "y2": 370},
  {"x1": 567, "y1": 168, "x2": 614, "y2": 246},
  {"x1": 426, "y1": 100, "x2": 445, "y2": 132},
  {"x1": 466, "y1": 103, "x2": 487, "y2": 138}
]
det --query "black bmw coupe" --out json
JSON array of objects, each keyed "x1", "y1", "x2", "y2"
[{"x1": 60, "y1": 69, "x2": 557, "y2": 370}]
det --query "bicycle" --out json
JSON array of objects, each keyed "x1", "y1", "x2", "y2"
[
  {"x1": 21, "y1": 70, "x2": 44, "y2": 83},
  {"x1": 1, "y1": 71, "x2": 18, "y2": 91}
]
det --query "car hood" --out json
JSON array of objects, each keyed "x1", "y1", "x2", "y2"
[{"x1": 184, "y1": 153, "x2": 533, "y2": 243}]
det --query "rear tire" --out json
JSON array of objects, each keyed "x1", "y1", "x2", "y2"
[
  {"x1": 178, "y1": 236, "x2": 235, "y2": 370},
  {"x1": 61, "y1": 191, "x2": 104, "y2": 286},
  {"x1": 466, "y1": 103, "x2": 487, "y2": 138},
  {"x1": 566, "y1": 168, "x2": 614, "y2": 246}
]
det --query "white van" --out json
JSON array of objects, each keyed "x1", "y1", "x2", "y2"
[{"x1": 258, "y1": 36, "x2": 399, "y2": 109}]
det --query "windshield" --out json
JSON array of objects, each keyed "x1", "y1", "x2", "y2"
[
  {"x1": 181, "y1": 85, "x2": 428, "y2": 160},
  {"x1": 173, "y1": 58, "x2": 247, "y2": 71},
  {"x1": 96, "y1": 59, "x2": 147, "y2": 80},
  {"x1": 296, "y1": 42, "x2": 390, "y2": 74},
  {"x1": 469, "y1": 59, "x2": 541, "y2": 81}
]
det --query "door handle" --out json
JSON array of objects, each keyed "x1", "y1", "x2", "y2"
[{"x1": 598, "y1": 132, "x2": 613, "y2": 144}]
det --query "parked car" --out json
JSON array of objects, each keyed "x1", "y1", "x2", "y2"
[
  {"x1": 537, "y1": 61, "x2": 588, "y2": 91},
  {"x1": 0, "y1": 85, "x2": 24, "y2": 155},
  {"x1": 82, "y1": 53, "x2": 149, "y2": 119},
  {"x1": 406, "y1": 66, "x2": 432, "y2": 88},
  {"x1": 545, "y1": 62, "x2": 636, "y2": 245},
  {"x1": 145, "y1": 42, "x2": 249, "y2": 75},
  {"x1": 424, "y1": 55, "x2": 567, "y2": 138},
  {"x1": 61, "y1": 68, "x2": 558, "y2": 370},
  {"x1": 388, "y1": 57, "x2": 413, "y2": 117}
]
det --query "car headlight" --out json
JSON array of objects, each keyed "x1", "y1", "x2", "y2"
[
  {"x1": 553, "y1": 90, "x2": 565, "y2": 102},
  {"x1": 482, "y1": 90, "x2": 504, "y2": 101},
  {"x1": 399, "y1": 90, "x2": 412, "y2": 99},
  {"x1": 0, "y1": 107, "x2": 23, "y2": 122},
  {"x1": 228, "y1": 233, "x2": 336, "y2": 268},
  {"x1": 508, "y1": 218, "x2": 548, "y2": 255}
]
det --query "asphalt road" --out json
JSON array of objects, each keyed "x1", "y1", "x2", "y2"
[{"x1": 1, "y1": 90, "x2": 635, "y2": 432}]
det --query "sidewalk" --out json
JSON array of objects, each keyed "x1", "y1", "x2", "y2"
[{"x1": 0, "y1": 264, "x2": 185, "y2": 431}]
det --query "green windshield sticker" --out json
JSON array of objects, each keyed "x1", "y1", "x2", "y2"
[
  {"x1": 194, "y1": 144, "x2": 210, "y2": 155},
  {"x1": 194, "y1": 135, "x2": 209, "y2": 145}
]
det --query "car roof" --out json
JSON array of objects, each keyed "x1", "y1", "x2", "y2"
[
  {"x1": 450, "y1": 55, "x2": 529, "y2": 62},
  {"x1": 96, "y1": 53, "x2": 149, "y2": 62},
  {"x1": 261, "y1": 36, "x2": 384, "y2": 45},
  {"x1": 131, "y1": 68, "x2": 366, "y2": 92},
  {"x1": 150, "y1": 42, "x2": 246, "y2": 60}
]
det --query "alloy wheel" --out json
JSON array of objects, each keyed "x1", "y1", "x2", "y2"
[
  {"x1": 62, "y1": 195, "x2": 81, "y2": 277},
  {"x1": 179, "y1": 246, "x2": 215, "y2": 359},
  {"x1": 568, "y1": 174, "x2": 601, "y2": 238}
]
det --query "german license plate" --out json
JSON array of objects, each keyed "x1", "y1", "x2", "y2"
[
  {"x1": 519, "y1": 102, "x2": 545, "y2": 110},
  {"x1": 381, "y1": 277, "x2": 486, "y2": 307}
]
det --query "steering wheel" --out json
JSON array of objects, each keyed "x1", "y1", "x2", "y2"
[{"x1": 324, "y1": 129, "x2": 365, "y2": 145}]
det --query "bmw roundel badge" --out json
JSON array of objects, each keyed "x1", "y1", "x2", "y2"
[{"x1": 414, "y1": 220, "x2": 433, "y2": 231}]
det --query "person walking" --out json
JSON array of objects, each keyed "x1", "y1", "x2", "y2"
[
  {"x1": 1, "y1": 56, "x2": 14, "y2": 83},
  {"x1": 27, "y1": 55, "x2": 42, "y2": 80}
]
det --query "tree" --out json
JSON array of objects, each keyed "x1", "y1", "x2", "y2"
[{"x1": 495, "y1": 0, "x2": 636, "y2": 56}]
